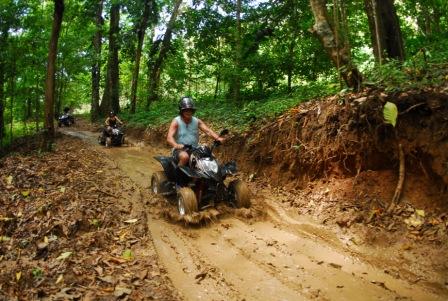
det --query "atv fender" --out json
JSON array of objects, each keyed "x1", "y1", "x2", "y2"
[
  {"x1": 154, "y1": 156, "x2": 177, "y2": 181},
  {"x1": 179, "y1": 166, "x2": 197, "y2": 178}
]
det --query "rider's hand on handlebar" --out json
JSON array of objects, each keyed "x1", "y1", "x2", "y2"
[
  {"x1": 216, "y1": 137, "x2": 225, "y2": 143},
  {"x1": 175, "y1": 143, "x2": 184, "y2": 150}
]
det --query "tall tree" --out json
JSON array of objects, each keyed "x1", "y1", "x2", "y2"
[
  {"x1": 0, "y1": 29, "x2": 7, "y2": 146},
  {"x1": 232, "y1": 0, "x2": 242, "y2": 103},
  {"x1": 100, "y1": 3, "x2": 120, "y2": 115},
  {"x1": 91, "y1": 0, "x2": 104, "y2": 121},
  {"x1": 364, "y1": 0, "x2": 405, "y2": 62},
  {"x1": 147, "y1": 0, "x2": 183, "y2": 108},
  {"x1": 310, "y1": 0, "x2": 362, "y2": 90},
  {"x1": 130, "y1": 0, "x2": 155, "y2": 114},
  {"x1": 43, "y1": 0, "x2": 64, "y2": 150}
]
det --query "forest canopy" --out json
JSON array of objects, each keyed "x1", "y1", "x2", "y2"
[{"x1": 0, "y1": 0, "x2": 447, "y2": 146}]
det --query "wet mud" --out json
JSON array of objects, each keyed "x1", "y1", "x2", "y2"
[{"x1": 61, "y1": 128, "x2": 448, "y2": 301}]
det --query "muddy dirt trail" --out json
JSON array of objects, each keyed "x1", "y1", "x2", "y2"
[{"x1": 64, "y1": 129, "x2": 447, "y2": 301}]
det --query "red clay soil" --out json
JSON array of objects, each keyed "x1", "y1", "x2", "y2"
[{"x1": 131, "y1": 86, "x2": 448, "y2": 245}]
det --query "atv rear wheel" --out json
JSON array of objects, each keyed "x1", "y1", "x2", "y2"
[
  {"x1": 177, "y1": 187, "x2": 198, "y2": 216},
  {"x1": 230, "y1": 180, "x2": 251, "y2": 208},
  {"x1": 151, "y1": 171, "x2": 167, "y2": 195}
]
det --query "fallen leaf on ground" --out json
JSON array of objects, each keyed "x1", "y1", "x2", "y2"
[
  {"x1": 122, "y1": 249, "x2": 134, "y2": 260},
  {"x1": 114, "y1": 286, "x2": 132, "y2": 297},
  {"x1": 124, "y1": 218, "x2": 138, "y2": 224},
  {"x1": 56, "y1": 251, "x2": 72, "y2": 260},
  {"x1": 55, "y1": 275, "x2": 64, "y2": 284}
]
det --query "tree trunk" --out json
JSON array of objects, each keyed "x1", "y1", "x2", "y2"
[
  {"x1": 35, "y1": 76, "x2": 40, "y2": 131},
  {"x1": 232, "y1": 0, "x2": 242, "y2": 103},
  {"x1": 0, "y1": 30, "x2": 8, "y2": 146},
  {"x1": 147, "y1": 0, "x2": 182, "y2": 108},
  {"x1": 364, "y1": 0, "x2": 405, "y2": 62},
  {"x1": 100, "y1": 3, "x2": 120, "y2": 115},
  {"x1": 55, "y1": 68, "x2": 64, "y2": 116},
  {"x1": 26, "y1": 98, "x2": 32, "y2": 120},
  {"x1": 130, "y1": 0, "x2": 153, "y2": 114},
  {"x1": 91, "y1": 0, "x2": 103, "y2": 121},
  {"x1": 43, "y1": 0, "x2": 64, "y2": 151},
  {"x1": 310, "y1": 0, "x2": 362, "y2": 90},
  {"x1": 8, "y1": 51, "x2": 16, "y2": 145},
  {"x1": 287, "y1": 40, "x2": 295, "y2": 93},
  {"x1": 214, "y1": 73, "x2": 220, "y2": 99}
]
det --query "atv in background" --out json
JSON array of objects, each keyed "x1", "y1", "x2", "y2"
[
  {"x1": 57, "y1": 113, "x2": 75, "y2": 127},
  {"x1": 98, "y1": 125, "x2": 125, "y2": 147},
  {"x1": 151, "y1": 129, "x2": 251, "y2": 215},
  {"x1": 57, "y1": 107, "x2": 75, "y2": 127}
]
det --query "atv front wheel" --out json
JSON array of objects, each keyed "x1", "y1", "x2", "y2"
[
  {"x1": 151, "y1": 171, "x2": 167, "y2": 194},
  {"x1": 177, "y1": 187, "x2": 198, "y2": 215},
  {"x1": 229, "y1": 180, "x2": 251, "y2": 208},
  {"x1": 105, "y1": 137, "x2": 111, "y2": 147},
  {"x1": 98, "y1": 135, "x2": 105, "y2": 145}
]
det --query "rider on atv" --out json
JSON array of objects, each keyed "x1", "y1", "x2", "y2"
[
  {"x1": 103, "y1": 111, "x2": 123, "y2": 138},
  {"x1": 167, "y1": 97, "x2": 225, "y2": 184}
]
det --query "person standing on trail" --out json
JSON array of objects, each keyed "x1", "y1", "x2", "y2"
[{"x1": 167, "y1": 96, "x2": 224, "y2": 167}]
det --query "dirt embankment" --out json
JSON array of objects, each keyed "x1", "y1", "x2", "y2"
[
  {"x1": 134, "y1": 87, "x2": 448, "y2": 245},
  {"x1": 224, "y1": 88, "x2": 448, "y2": 189}
]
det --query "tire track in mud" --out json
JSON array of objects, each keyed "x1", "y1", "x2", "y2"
[
  {"x1": 63, "y1": 129, "x2": 447, "y2": 301},
  {"x1": 148, "y1": 216, "x2": 245, "y2": 300}
]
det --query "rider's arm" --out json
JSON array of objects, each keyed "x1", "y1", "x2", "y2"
[
  {"x1": 198, "y1": 119, "x2": 223, "y2": 142},
  {"x1": 116, "y1": 117, "x2": 123, "y2": 125},
  {"x1": 167, "y1": 119, "x2": 183, "y2": 149},
  {"x1": 104, "y1": 117, "x2": 110, "y2": 126}
]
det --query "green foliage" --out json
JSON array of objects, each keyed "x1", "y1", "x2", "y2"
[
  {"x1": 363, "y1": 36, "x2": 448, "y2": 92},
  {"x1": 1, "y1": 0, "x2": 448, "y2": 146},
  {"x1": 383, "y1": 102, "x2": 398, "y2": 127},
  {"x1": 0, "y1": 122, "x2": 43, "y2": 148},
  {"x1": 31, "y1": 267, "x2": 43, "y2": 279},
  {"x1": 122, "y1": 80, "x2": 338, "y2": 132}
]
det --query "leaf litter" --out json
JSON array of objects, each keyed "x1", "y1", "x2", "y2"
[{"x1": 0, "y1": 136, "x2": 180, "y2": 300}]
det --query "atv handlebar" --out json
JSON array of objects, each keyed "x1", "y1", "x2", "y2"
[{"x1": 181, "y1": 129, "x2": 229, "y2": 153}]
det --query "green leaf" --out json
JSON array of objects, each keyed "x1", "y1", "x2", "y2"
[
  {"x1": 32, "y1": 268, "x2": 43, "y2": 278},
  {"x1": 122, "y1": 249, "x2": 134, "y2": 261},
  {"x1": 21, "y1": 191, "x2": 30, "y2": 197},
  {"x1": 0, "y1": 236, "x2": 11, "y2": 242},
  {"x1": 383, "y1": 102, "x2": 398, "y2": 127}
]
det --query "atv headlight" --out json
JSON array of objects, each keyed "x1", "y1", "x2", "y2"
[{"x1": 197, "y1": 158, "x2": 218, "y2": 173}]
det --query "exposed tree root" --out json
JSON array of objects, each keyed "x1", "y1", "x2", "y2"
[{"x1": 388, "y1": 143, "x2": 405, "y2": 213}]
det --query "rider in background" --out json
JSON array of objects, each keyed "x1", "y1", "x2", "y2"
[
  {"x1": 104, "y1": 111, "x2": 123, "y2": 137},
  {"x1": 167, "y1": 96, "x2": 224, "y2": 167}
]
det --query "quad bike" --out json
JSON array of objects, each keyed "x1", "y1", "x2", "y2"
[
  {"x1": 151, "y1": 130, "x2": 251, "y2": 216},
  {"x1": 98, "y1": 125, "x2": 125, "y2": 147},
  {"x1": 57, "y1": 113, "x2": 75, "y2": 127}
]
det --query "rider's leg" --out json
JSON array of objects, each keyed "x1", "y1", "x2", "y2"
[
  {"x1": 175, "y1": 150, "x2": 190, "y2": 187},
  {"x1": 177, "y1": 151, "x2": 189, "y2": 166}
]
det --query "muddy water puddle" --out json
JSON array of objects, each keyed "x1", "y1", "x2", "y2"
[{"x1": 63, "y1": 129, "x2": 447, "y2": 301}]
